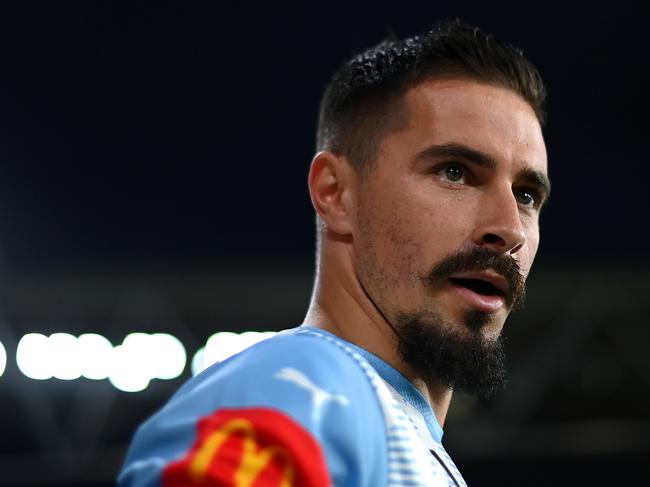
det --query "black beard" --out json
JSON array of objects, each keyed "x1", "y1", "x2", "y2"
[{"x1": 395, "y1": 310, "x2": 508, "y2": 398}]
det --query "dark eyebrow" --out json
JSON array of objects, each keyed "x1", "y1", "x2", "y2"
[
  {"x1": 416, "y1": 142, "x2": 551, "y2": 204},
  {"x1": 416, "y1": 142, "x2": 498, "y2": 169}
]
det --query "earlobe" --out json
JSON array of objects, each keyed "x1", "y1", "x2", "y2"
[{"x1": 308, "y1": 151, "x2": 356, "y2": 236}]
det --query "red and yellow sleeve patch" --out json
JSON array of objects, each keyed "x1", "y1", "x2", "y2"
[{"x1": 162, "y1": 407, "x2": 332, "y2": 487}]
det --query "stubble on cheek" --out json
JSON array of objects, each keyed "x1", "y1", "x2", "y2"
[{"x1": 355, "y1": 197, "x2": 427, "y2": 316}]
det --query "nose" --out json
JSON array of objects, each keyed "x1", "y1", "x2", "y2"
[{"x1": 471, "y1": 187, "x2": 526, "y2": 255}]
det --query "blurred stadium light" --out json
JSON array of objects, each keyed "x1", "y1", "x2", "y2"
[
  {"x1": 0, "y1": 339, "x2": 6, "y2": 377},
  {"x1": 10, "y1": 330, "x2": 276, "y2": 391}
]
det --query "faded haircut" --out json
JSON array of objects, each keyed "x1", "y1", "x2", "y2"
[{"x1": 316, "y1": 19, "x2": 547, "y2": 175}]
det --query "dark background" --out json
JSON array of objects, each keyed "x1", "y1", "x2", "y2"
[{"x1": 0, "y1": 1, "x2": 648, "y2": 485}]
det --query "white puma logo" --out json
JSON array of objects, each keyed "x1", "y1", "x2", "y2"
[{"x1": 274, "y1": 367, "x2": 349, "y2": 421}]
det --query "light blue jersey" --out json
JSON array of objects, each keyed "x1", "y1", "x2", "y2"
[{"x1": 119, "y1": 326, "x2": 467, "y2": 487}]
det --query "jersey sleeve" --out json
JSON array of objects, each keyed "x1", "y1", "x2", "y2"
[{"x1": 118, "y1": 332, "x2": 388, "y2": 487}]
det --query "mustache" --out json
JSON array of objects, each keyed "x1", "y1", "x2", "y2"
[{"x1": 424, "y1": 247, "x2": 526, "y2": 310}]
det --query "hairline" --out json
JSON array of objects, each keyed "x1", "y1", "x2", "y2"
[{"x1": 336, "y1": 74, "x2": 544, "y2": 177}]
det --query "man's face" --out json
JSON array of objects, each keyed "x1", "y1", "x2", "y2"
[{"x1": 353, "y1": 78, "x2": 549, "y2": 395}]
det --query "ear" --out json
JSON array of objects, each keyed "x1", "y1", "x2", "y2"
[{"x1": 308, "y1": 151, "x2": 357, "y2": 236}]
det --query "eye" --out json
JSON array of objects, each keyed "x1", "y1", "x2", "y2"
[
  {"x1": 440, "y1": 164, "x2": 465, "y2": 183},
  {"x1": 515, "y1": 188, "x2": 538, "y2": 208}
]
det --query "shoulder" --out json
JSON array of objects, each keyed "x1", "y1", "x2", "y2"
[
  {"x1": 166, "y1": 329, "x2": 374, "y2": 418},
  {"x1": 119, "y1": 328, "x2": 388, "y2": 487}
]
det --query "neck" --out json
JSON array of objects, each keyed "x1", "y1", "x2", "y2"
[{"x1": 303, "y1": 238, "x2": 453, "y2": 426}]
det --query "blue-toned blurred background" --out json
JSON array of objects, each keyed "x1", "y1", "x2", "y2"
[{"x1": 0, "y1": 1, "x2": 648, "y2": 485}]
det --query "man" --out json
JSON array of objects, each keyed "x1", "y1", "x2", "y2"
[{"x1": 119, "y1": 20, "x2": 550, "y2": 487}]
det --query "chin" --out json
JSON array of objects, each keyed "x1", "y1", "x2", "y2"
[
  {"x1": 395, "y1": 309, "x2": 509, "y2": 398},
  {"x1": 440, "y1": 306, "x2": 500, "y2": 335}
]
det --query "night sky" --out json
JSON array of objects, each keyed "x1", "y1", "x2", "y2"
[{"x1": 0, "y1": 1, "x2": 647, "y2": 273}]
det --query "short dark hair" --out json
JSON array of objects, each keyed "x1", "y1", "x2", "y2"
[{"x1": 316, "y1": 20, "x2": 547, "y2": 174}]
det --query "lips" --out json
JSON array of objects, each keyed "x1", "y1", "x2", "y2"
[{"x1": 448, "y1": 271, "x2": 510, "y2": 313}]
